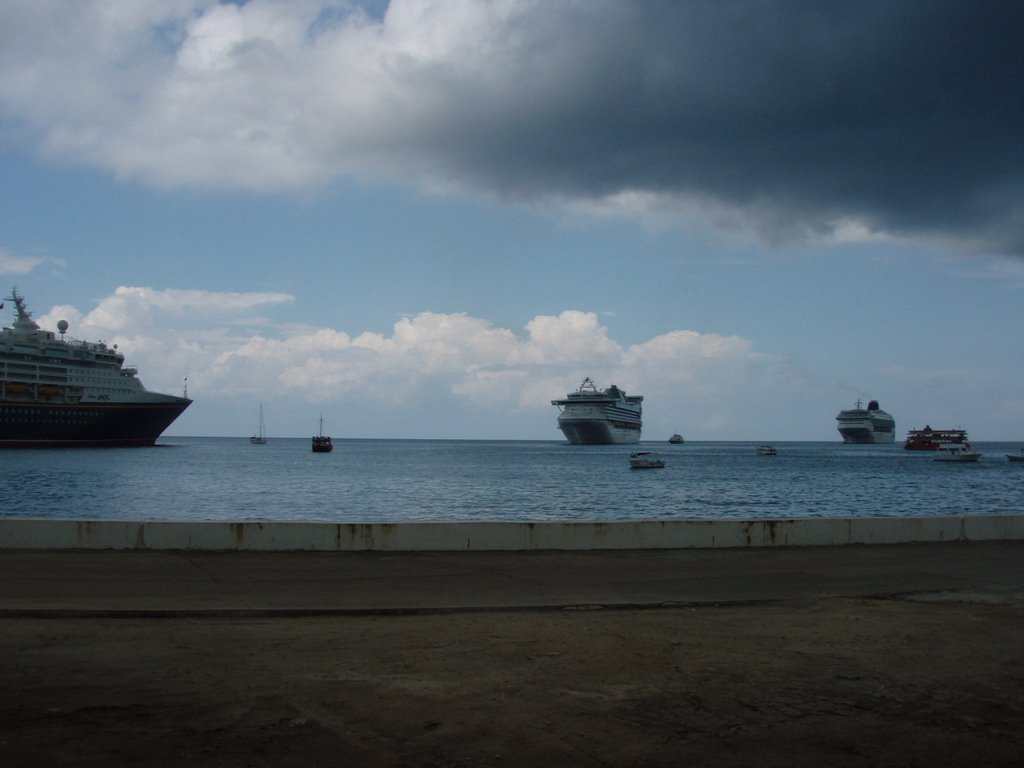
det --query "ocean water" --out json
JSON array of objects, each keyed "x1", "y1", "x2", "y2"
[{"x1": 1, "y1": 438, "x2": 1022, "y2": 522}]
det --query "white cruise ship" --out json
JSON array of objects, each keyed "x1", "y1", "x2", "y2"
[
  {"x1": 835, "y1": 399, "x2": 895, "y2": 444},
  {"x1": 0, "y1": 288, "x2": 191, "y2": 447},
  {"x1": 551, "y1": 377, "x2": 643, "y2": 444}
]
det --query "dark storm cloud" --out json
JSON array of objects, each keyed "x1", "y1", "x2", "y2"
[
  {"x1": 420, "y1": 1, "x2": 1023, "y2": 254},
  {"x1": 2, "y1": 1, "x2": 1020, "y2": 255}
]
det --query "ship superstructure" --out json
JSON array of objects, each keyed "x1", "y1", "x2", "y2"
[
  {"x1": 552, "y1": 377, "x2": 643, "y2": 444},
  {"x1": 0, "y1": 288, "x2": 191, "y2": 447},
  {"x1": 835, "y1": 399, "x2": 895, "y2": 444},
  {"x1": 904, "y1": 426, "x2": 968, "y2": 450}
]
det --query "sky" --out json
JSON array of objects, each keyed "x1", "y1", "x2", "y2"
[{"x1": 1, "y1": 0, "x2": 1022, "y2": 441}]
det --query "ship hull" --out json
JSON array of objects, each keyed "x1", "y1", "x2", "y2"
[
  {"x1": 557, "y1": 417, "x2": 641, "y2": 445},
  {"x1": 0, "y1": 399, "x2": 191, "y2": 447},
  {"x1": 838, "y1": 426, "x2": 895, "y2": 444}
]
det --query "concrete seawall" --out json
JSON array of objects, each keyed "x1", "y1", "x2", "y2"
[{"x1": 1, "y1": 515, "x2": 1022, "y2": 551}]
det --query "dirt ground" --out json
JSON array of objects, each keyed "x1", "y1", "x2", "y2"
[{"x1": 1, "y1": 595, "x2": 1022, "y2": 767}]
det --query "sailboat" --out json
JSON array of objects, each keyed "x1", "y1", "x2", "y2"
[
  {"x1": 250, "y1": 404, "x2": 267, "y2": 445},
  {"x1": 312, "y1": 415, "x2": 333, "y2": 453}
]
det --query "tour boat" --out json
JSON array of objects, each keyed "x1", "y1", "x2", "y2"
[
  {"x1": 904, "y1": 426, "x2": 968, "y2": 451},
  {"x1": 933, "y1": 443, "x2": 981, "y2": 462}
]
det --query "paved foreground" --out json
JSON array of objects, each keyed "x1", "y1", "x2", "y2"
[{"x1": 1, "y1": 542, "x2": 1022, "y2": 766}]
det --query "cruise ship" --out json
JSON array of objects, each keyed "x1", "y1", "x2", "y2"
[
  {"x1": 552, "y1": 377, "x2": 643, "y2": 444},
  {"x1": 0, "y1": 289, "x2": 192, "y2": 447},
  {"x1": 835, "y1": 399, "x2": 895, "y2": 444}
]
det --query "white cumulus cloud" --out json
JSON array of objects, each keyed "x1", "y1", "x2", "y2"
[{"x1": 29, "y1": 285, "x2": 813, "y2": 438}]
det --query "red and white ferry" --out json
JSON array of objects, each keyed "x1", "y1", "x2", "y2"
[{"x1": 904, "y1": 426, "x2": 968, "y2": 451}]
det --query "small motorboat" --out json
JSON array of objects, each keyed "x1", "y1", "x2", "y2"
[
  {"x1": 756, "y1": 445, "x2": 777, "y2": 456},
  {"x1": 668, "y1": 433, "x2": 684, "y2": 444},
  {"x1": 934, "y1": 443, "x2": 981, "y2": 462},
  {"x1": 1007, "y1": 448, "x2": 1024, "y2": 463},
  {"x1": 630, "y1": 451, "x2": 665, "y2": 469}
]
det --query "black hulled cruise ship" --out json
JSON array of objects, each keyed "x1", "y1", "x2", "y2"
[{"x1": 0, "y1": 289, "x2": 191, "y2": 447}]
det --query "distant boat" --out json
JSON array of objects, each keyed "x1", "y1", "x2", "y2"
[
  {"x1": 1007, "y1": 448, "x2": 1024, "y2": 463},
  {"x1": 668, "y1": 433, "x2": 684, "y2": 444},
  {"x1": 756, "y1": 445, "x2": 777, "y2": 456},
  {"x1": 250, "y1": 404, "x2": 267, "y2": 445},
  {"x1": 629, "y1": 451, "x2": 665, "y2": 468},
  {"x1": 312, "y1": 415, "x2": 333, "y2": 453}
]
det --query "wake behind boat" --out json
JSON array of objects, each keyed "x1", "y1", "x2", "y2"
[
  {"x1": 835, "y1": 399, "x2": 895, "y2": 444},
  {"x1": 552, "y1": 377, "x2": 643, "y2": 445},
  {"x1": 0, "y1": 288, "x2": 191, "y2": 447}
]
